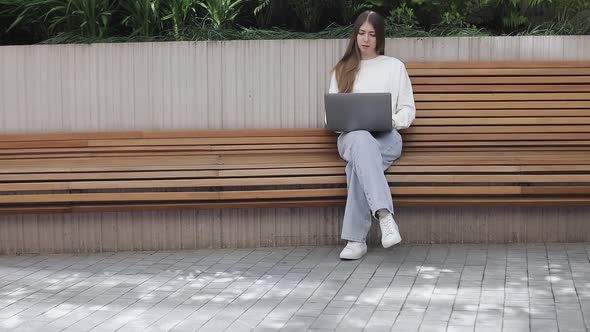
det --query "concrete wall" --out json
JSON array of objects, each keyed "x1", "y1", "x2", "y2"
[{"x1": 1, "y1": 36, "x2": 589, "y2": 134}]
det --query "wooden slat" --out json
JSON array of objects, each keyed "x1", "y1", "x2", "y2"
[
  {"x1": 403, "y1": 133, "x2": 590, "y2": 141},
  {"x1": 0, "y1": 141, "x2": 90, "y2": 150},
  {"x1": 411, "y1": 77, "x2": 590, "y2": 84},
  {"x1": 0, "y1": 136, "x2": 337, "y2": 150},
  {"x1": 0, "y1": 206, "x2": 74, "y2": 214},
  {"x1": 408, "y1": 147, "x2": 590, "y2": 152},
  {"x1": 0, "y1": 170, "x2": 223, "y2": 181},
  {"x1": 0, "y1": 161, "x2": 347, "y2": 174},
  {"x1": 0, "y1": 176, "x2": 346, "y2": 191},
  {"x1": 2, "y1": 164, "x2": 590, "y2": 183},
  {"x1": 396, "y1": 197, "x2": 590, "y2": 206},
  {"x1": 0, "y1": 189, "x2": 349, "y2": 203},
  {"x1": 404, "y1": 126, "x2": 590, "y2": 134},
  {"x1": 415, "y1": 93, "x2": 590, "y2": 102},
  {"x1": 521, "y1": 186, "x2": 590, "y2": 194},
  {"x1": 3, "y1": 145, "x2": 590, "y2": 162},
  {"x1": 416, "y1": 101, "x2": 590, "y2": 109},
  {"x1": 1, "y1": 196, "x2": 589, "y2": 215},
  {"x1": 2, "y1": 174, "x2": 590, "y2": 192},
  {"x1": 1, "y1": 150, "x2": 589, "y2": 175},
  {"x1": 417, "y1": 109, "x2": 590, "y2": 117},
  {"x1": 0, "y1": 155, "x2": 225, "y2": 170},
  {"x1": 0, "y1": 132, "x2": 144, "y2": 143},
  {"x1": 0, "y1": 149, "x2": 337, "y2": 160},
  {"x1": 138, "y1": 128, "x2": 332, "y2": 139},
  {"x1": 0, "y1": 128, "x2": 334, "y2": 143},
  {"x1": 413, "y1": 85, "x2": 590, "y2": 93},
  {"x1": 406, "y1": 61, "x2": 590, "y2": 69},
  {"x1": 408, "y1": 68, "x2": 590, "y2": 76},
  {"x1": 2, "y1": 186, "x2": 590, "y2": 204},
  {"x1": 67, "y1": 196, "x2": 590, "y2": 208},
  {"x1": 3, "y1": 135, "x2": 590, "y2": 157},
  {"x1": 84, "y1": 137, "x2": 335, "y2": 147},
  {"x1": 0, "y1": 147, "x2": 336, "y2": 161},
  {"x1": 5, "y1": 146, "x2": 590, "y2": 161},
  {"x1": 398, "y1": 150, "x2": 590, "y2": 159},
  {"x1": 403, "y1": 140, "x2": 590, "y2": 147},
  {"x1": 1, "y1": 149, "x2": 582, "y2": 164},
  {"x1": 0, "y1": 143, "x2": 336, "y2": 156}
]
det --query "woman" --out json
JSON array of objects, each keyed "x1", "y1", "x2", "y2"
[{"x1": 328, "y1": 10, "x2": 416, "y2": 260}]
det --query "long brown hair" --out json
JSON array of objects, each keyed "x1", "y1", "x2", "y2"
[{"x1": 332, "y1": 11, "x2": 386, "y2": 93}]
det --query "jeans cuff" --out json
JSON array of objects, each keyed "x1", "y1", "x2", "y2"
[
  {"x1": 371, "y1": 205, "x2": 394, "y2": 219},
  {"x1": 341, "y1": 233, "x2": 366, "y2": 243}
]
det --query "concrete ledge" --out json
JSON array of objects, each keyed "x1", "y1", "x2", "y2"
[{"x1": 1, "y1": 205, "x2": 588, "y2": 254}]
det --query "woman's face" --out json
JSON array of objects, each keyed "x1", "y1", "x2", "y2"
[{"x1": 356, "y1": 21, "x2": 377, "y2": 58}]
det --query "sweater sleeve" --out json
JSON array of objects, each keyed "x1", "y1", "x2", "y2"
[{"x1": 391, "y1": 63, "x2": 416, "y2": 130}]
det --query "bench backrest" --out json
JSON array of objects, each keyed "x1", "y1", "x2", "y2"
[{"x1": 405, "y1": 61, "x2": 590, "y2": 153}]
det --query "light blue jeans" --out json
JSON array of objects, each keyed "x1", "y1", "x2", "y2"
[{"x1": 337, "y1": 129, "x2": 403, "y2": 242}]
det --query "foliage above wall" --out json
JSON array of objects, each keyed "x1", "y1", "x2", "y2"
[{"x1": 0, "y1": 0, "x2": 588, "y2": 45}]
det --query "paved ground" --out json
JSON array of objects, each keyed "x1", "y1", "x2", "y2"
[{"x1": 0, "y1": 243, "x2": 589, "y2": 332}]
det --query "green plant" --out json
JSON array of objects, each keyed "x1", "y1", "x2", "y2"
[
  {"x1": 335, "y1": 0, "x2": 371, "y2": 24},
  {"x1": 253, "y1": 0, "x2": 272, "y2": 27},
  {"x1": 198, "y1": 0, "x2": 243, "y2": 30},
  {"x1": 120, "y1": 0, "x2": 163, "y2": 37},
  {"x1": 388, "y1": 3, "x2": 420, "y2": 28},
  {"x1": 430, "y1": 4, "x2": 488, "y2": 36},
  {"x1": 64, "y1": 0, "x2": 114, "y2": 37},
  {"x1": 288, "y1": 0, "x2": 325, "y2": 32},
  {"x1": 404, "y1": 0, "x2": 543, "y2": 34},
  {"x1": 2, "y1": 0, "x2": 589, "y2": 45},
  {"x1": 461, "y1": 0, "x2": 496, "y2": 27},
  {"x1": 1, "y1": 0, "x2": 29, "y2": 32},
  {"x1": 496, "y1": 0, "x2": 553, "y2": 31},
  {"x1": 162, "y1": 0, "x2": 201, "y2": 39},
  {"x1": 385, "y1": 3, "x2": 429, "y2": 37},
  {"x1": 2, "y1": 0, "x2": 114, "y2": 38},
  {"x1": 1, "y1": 0, "x2": 46, "y2": 43},
  {"x1": 552, "y1": 0, "x2": 590, "y2": 34}
]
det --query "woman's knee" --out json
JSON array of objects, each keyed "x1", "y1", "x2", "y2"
[
  {"x1": 339, "y1": 130, "x2": 373, "y2": 148},
  {"x1": 338, "y1": 130, "x2": 373, "y2": 156},
  {"x1": 347, "y1": 130, "x2": 373, "y2": 141}
]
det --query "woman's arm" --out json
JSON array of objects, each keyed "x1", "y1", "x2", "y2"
[{"x1": 391, "y1": 63, "x2": 416, "y2": 130}]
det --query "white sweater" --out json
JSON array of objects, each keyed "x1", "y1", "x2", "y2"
[{"x1": 327, "y1": 55, "x2": 416, "y2": 130}]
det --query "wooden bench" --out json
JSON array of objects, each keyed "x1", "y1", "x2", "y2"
[{"x1": 1, "y1": 61, "x2": 589, "y2": 214}]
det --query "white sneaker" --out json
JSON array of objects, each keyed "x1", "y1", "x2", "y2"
[
  {"x1": 339, "y1": 241, "x2": 367, "y2": 260},
  {"x1": 379, "y1": 213, "x2": 401, "y2": 248}
]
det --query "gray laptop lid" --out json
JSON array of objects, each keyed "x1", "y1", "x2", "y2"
[{"x1": 324, "y1": 93, "x2": 392, "y2": 132}]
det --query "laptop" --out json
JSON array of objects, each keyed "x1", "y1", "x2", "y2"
[{"x1": 324, "y1": 92, "x2": 392, "y2": 132}]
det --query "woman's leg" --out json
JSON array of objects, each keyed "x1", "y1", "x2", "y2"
[
  {"x1": 340, "y1": 161, "x2": 372, "y2": 242},
  {"x1": 373, "y1": 129, "x2": 404, "y2": 214},
  {"x1": 338, "y1": 130, "x2": 399, "y2": 242}
]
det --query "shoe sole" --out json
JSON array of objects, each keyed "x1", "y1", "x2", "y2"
[
  {"x1": 339, "y1": 250, "x2": 367, "y2": 260},
  {"x1": 340, "y1": 256, "x2": 364, "y2": 260},
  {"x1": 382, "y1": 235, "x2": 402, "y2": 249}
]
